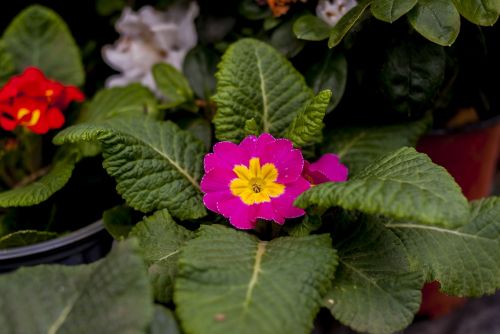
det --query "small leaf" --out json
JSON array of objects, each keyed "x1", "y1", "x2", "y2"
[
  {"x1": 0, "y1": 151, "x2": 79, "y2": 207},
  {"x1": 328, "y1": 0, "x2": 373, "y2": 48},
  {"x1": 244, "y1": 118, "x2": 261, "y2": 136},
  {"x1": 285, "y1": 90, "x2": 331, "y2": 147},
  {"x1": 183, "y1": 46, "x2": 219, "y2": 100},
  {"x1": 407, "y1": 0, "x2": 461, "y2": 46},
  {"x1": 371, "y1": 0, "x2": 418, "y2": 23},
  {"x1": 323, "y1": 115, "x2": 431, "y2": 176},
  {"x1": 3, "y1": 5, "x2": 84, "y2": 85},
  {"x1": 149, "y1": 305, "x2": 181, "y2": 334},
  {"x1": 130, "y1": 209, "x2": 194, "y2": 303},
  {"x1": 327, "y1": 215, "x2": 422, "y2": 334},
  {"x1": 0, "y1": 230, "x2": 58, "y2": 249},
  {"x1": 305, "y1": 50, "x2": 347, "y2": 113},
  {"x1": 175, "y1": 225, "x2": 338, "y2": 334},
  {"x1": 153, "y1": 63, "x2": 196, "y2": 110},
  {"x1": 0, "y1": 40, "x2": 16, "y2": 86},
  {"x1": 296, "y1": 147, "x2": 470, "y2": 228},
  {"x1": 54, "y1": 116, "x2": 207, "y2": 220},
  {"x1": 452, "y1": 0, "x2": 500, "y2": 25},
  {"x1": 102, "y1": 205, "x2": 135, "y2": 240},
  {"x1": 293, "y1": 14, "x2": 331, "y2": 41},
  {"x1": 387, "y1": 197, "x2": 500, "y2": 296},
  {"x1": 284, "y1": 214, "x2": 323, "y2": 237},
  {"x1": 0, "y1": 239, "x2": 153, "y2": 333},
  {"x1": 270, "y1": 18, "x2": 306, "y2": 58},
  {"x1": 213, "y1": 38, "x2": 313, "y2": 142}
]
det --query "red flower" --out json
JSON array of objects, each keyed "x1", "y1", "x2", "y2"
[{"x1": 0, "y1": 67, "x2": 84, "y2": 134}]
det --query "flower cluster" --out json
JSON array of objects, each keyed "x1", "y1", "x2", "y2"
[
  {"x1": 0, "y1": 67, "x2": 84, "y2": 134},
  {"x1": 201, "y1": 133, "x2": 348, "y2": 229}
]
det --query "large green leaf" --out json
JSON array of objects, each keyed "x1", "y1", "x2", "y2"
[
  {"x1": 0, "y1": 239, "x2": 153, "y2": 333},
  {"x1": 407, "y1": 0, "x2": 461, "y2": 46},
  {"x1": 53, "y1": 116, "x2": 207, "y2": 220},
  {"x1": 293, "y1": 14, "x2": 331, "y2": 41},
  {"x1": 285, "y1": 90, "x2": 331, "y2": 147},
  {"x1": 296, "y1": 147, "x2": 469, "y2": 228},
  {"x1": 175, "y1": 225, "x2": 338, "y2": 334},
  {"x1": 452, "y1": 0, "x2": 500, "y2": 25},
  {"x1": 213, "y1": 38, "x2": 313, "y2": 142},
  {"x1": 153, "y1": 63, "x2": 195, "y2": 110},
  {"x1": 387, "y1": 197, "x2": 500, "y2": 296},
  {"x1": 326, "y1": 215, "x2": 422, "y2": 334},
  {"x1": 322, "y1": 116, "x2": 431, "y2": 176},
  {"x1": 0, "y1": 151, "x2": 78, "y2": 207},
  {"x1": 0, "y1": 230, "x2": 58, "y2": 249},
  {"x1": 3, "y1": 5, "x2": 84, "y2": 85},
  {"x1": 0, "y1": 40, "x2": 16, "y2": 86},
  {"x1": 328, "y1": 0, "x2": 373, "y2": 48},
  {"x1": 371, "y1": 0, "x2": 418, "y2": 22},
  {"x1": 130, "y1": 209, "x2": 194, "y2": 303},
  {"x1": 305, "y1": 50, "x2": 347, "y2": 113}
]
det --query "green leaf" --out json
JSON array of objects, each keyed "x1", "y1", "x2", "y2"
[
  {"x1": 285, "y1": 90, "x2": 331, "y2": 147},
  {"x1": 54, "y1": 116, "x2": 207, "y2": 220},
  {"x1": 0, "y1": 230, "x2": 58, "y2": 249},
  {"x1": 213, "y1": 38, "x2": 313, "y2": 142},
  {"x1": 387, "y1": 197, "x2": 500, "y2": 296},
  {"x1": 3, "y1": 5, "x2": 84, "y2": 85},
  {"x1": 452, "y1": 0, "x2": 500, "y2": 25},
  {"x1": 0, "y1": 239, "x2": 153, "y2": 333},
  {"x1": 102, "y1": 205, "x2": 135, "y2": 240},
  {"x1": 296, "y1": 147, "x2": 469, "y2": 228},
  {"x1": 149, "y1": 305, "x2": 180, "y2": 334},
  {"x1": 244, "y1": 118, "x2": 261, "y2": 136},
  {"x1": 0, "y1": 151, "x2": 78, "y2": 207},
  {"x1": 407, "y1": 0, "x2": 461, "y2": 46},
  {"x1": 328, "y1": 0, "x2": 373, "y2": 48},
  {"x1": 153, "y1": 63, "x2": 196, "y2": 110},
  {"x1": 183, "y1": 46, "x2": 219, "y2": 100},
  {"x1": 270, "y1": 18, "x2": 306, "y2": 58},
  {"x1": 322, "y1": 116, "x2": 431, "y2": 176},
  {"x1": 0, "y1": 40, "x2": 16, "y2": 86},
  {"x1": 175, "y1": 225, "x2": 338, "y2": 334},
  {"x1": 326, "y1": 215, "x2": 422, "y2": 334},
  {"x1": 130, "y1": 209, "x2": 194, "y2": 303},
  {"x1": 293, "y1": 14, "x2": 331, "y2": 41},
  {"x1": 284, "y1": 214, "x2": 323, "y2": 237},
  {"x1": 371, "y1": 0, "x2": 418, "y2": 23},
  {"x1": 305, "y1": 50, "x2": 347, "y2": 113}
]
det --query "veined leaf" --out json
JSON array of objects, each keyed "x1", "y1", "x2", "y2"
[
  {"x1": 296, "y1": 147, "x2": 469, "y2": 228},
  {"x1": 327, "y1": 215, "x2": 422, "y2": 334},
  {"x1": 153, "y1": 63, "x2": 196, "y2": 110},
  {"x1": 408, "y1": 0, "x2": 460, "y2": 46},
  {"x1": 213, "y1": 38, "x2": 313, "y2": 142},
  {"x1": 323, "y1": 115, "x2": 431, "y2": 176},
  {"x1": 174, "y1": 225, "x2": 337, "y2": 334},
  {"x1": 244, "y1": 118, "x2": 261, "y2": 136},
  {"x1": 328, "y1": 0, "x2": 373, "y2": 48},
  {"x1": 452, "y1": 0, "x2": 500, "y2": 25},
  {"x1": 0, "y1": 240, "x2": 153, "y2": 333},
  {"x1": 54, "y1": 116, "x2": 207, "y2": 220},
  {"x1": 150, "y1": 305, "x2": 180, "y2": 334},
  {"x1": 0, "y1": 41, "x2": 16, "y2": 86},
  {"x1": 0, "y1": 230, "x2": 58, "y2": 249},
  {"x1": 285, "y1": 90, "x2": 331, "y2": 147},
  {"x1": 0, "y1": 151, "x2": 79, "y2": 207},
  {"x1": 130, "y1": 209, "x2": 194, "y2": 303},
  {"x1": 387, "y1": 197, "x2": 500, "y2": 296},
  {"x1": 371, "y1": 0, "x2": 418, "y2": 23},
  {"x1": 293, "y1": 14, "x2": 331, "y2": 41},
  {"x1": 3, "y1": 5, "x2": 84, "y2": 85}
]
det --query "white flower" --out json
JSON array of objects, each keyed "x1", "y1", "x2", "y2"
[
  {"x1": 316, "y1": 0, "x2": 357, "y2": 27},
  {"x1": 102, "y1": 2, "x2": 199, "y2": 94}
]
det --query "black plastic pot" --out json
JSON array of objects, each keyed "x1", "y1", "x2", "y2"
[{"x1": 0, "y1": 220, "x2": 113, "y2": 273}]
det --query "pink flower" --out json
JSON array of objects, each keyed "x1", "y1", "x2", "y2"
[
  {"x1": 302, "y1": 153, "x2": 348, "y2": 185},
  {"x1": 201, "y1": 133, "x2": 310, "y2": 229}
]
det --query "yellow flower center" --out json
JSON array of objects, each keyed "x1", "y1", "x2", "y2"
[
  {"x1": 17, "y1": 108, "x2": 41, "y2": 126},
  {"x1": 230, "y1": 157, "x2": 285, "y2": 205}
]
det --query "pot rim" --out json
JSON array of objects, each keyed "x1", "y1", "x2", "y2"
[
  {"x1": 0, "y1": 220, "x2": 104, "y2": 261},
  {"x1": 428, "y1": 114, "x2": 500, "y2": 136}
]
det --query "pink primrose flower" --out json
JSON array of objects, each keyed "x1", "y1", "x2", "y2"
[
  {"x1": 201, "y1": 133, "x2": 310, "y2": 229},
  {"x1": 302, "y1": 153, "x2": 348, "y2": 185}
]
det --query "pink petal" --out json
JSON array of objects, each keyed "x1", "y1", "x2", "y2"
[
  {"x1": 217, "y1": 197, "x2": 258, "y2": 229},
  {"x1": 271, "y1": 177, "x2": 310, "y2": 218},
  {"x1": 259, "y1": 138, "x2": 304, "y2": 184},
  {"x1": 203, "y1": 191, "x2": 233, "y2": 214},
  {"x1": 200, "y1": 168, "x2": 235, "y2": 193},
  {"x1": 305, "y1": 154, "x2": 348, "y2": 184},
  {"x1": 210, "y1": 141, "x2": 250, "y2": 169}
]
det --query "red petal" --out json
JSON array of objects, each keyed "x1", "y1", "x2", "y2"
[{"x1": 46, "y1": 107, "x2": 65, "y2": 129}]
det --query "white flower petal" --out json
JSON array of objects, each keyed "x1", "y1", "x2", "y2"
[{"x1": 316, "y1": 0, "x2": 358, "y2": 27}]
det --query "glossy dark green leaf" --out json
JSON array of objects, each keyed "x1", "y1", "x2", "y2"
[
  {"x1": 371, "y1": 0, "x2": 418, "y2": 22},
  {"x1": 328, "y1": 0, "x2": 373, "y2": 48},
  {"x1": 452, "y1": 0, "x2": 500, "y2": 25},
  {"x1": 183, "y1": 46, "x2": 219, "y2": 100},
  {"x1": 293, "y1": 14, "x2": 331, "y2": 41}
]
